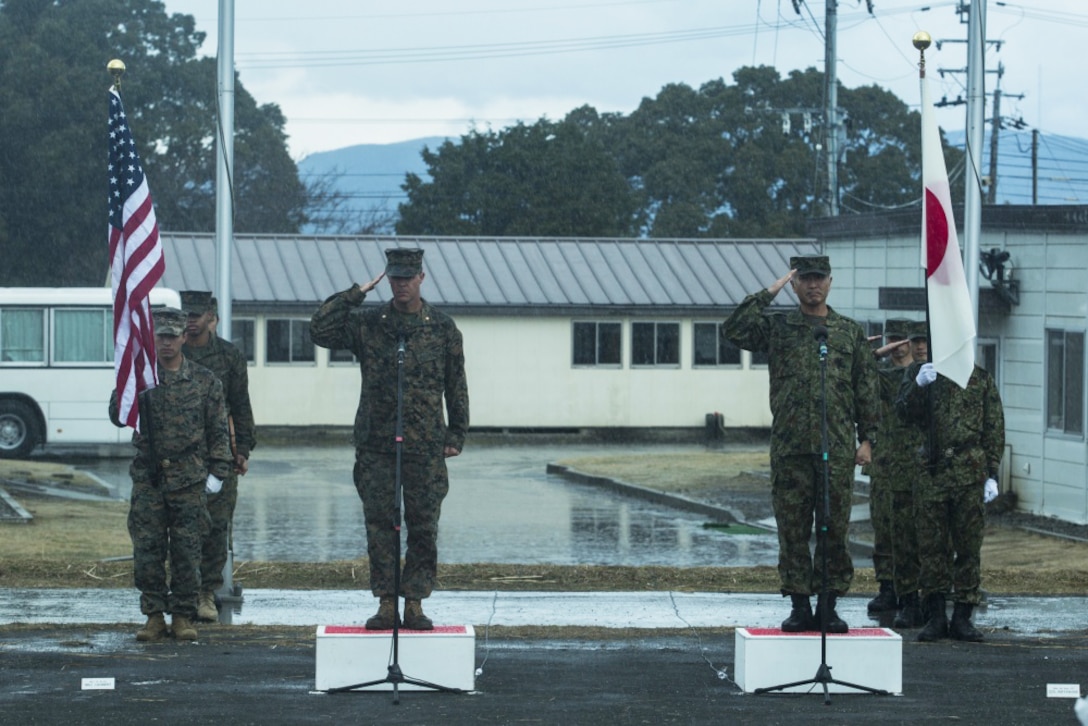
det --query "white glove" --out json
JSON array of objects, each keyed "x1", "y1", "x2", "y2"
[
  {"x1": 984, "y1": 478, "x2": 999, "y2": 503},
  {"x1": 205, "y1": 474, "x2": 223, "y2": 495},
  {"x1": 915, "y1": 362, "x2": 937, "y2": 387}
]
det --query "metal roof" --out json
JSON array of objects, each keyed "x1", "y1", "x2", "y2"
[{"x1": 160, "y1": 234, "x2": 818, "y2": 315}]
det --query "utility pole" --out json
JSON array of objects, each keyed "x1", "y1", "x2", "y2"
[
  {"x1": 1032, "y1": 129, "x2": 1039, "y2": 204},
  {"x1": 824, "y1": 0, "x2": 839, "y2": 216},
  {"x1": 985, "y1": 63, "x2": 1025, "y2": 204}
]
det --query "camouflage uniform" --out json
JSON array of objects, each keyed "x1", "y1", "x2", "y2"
[
  {"x1": 183, "y1": 325, "x2": 256, "y2": 595},
  {"x1": 723, "y1": 289, "x2": 880, "y2": 596},
  {"x1": 113, "y1": 357, "x2": 232, "y2": 619},
  {"x1": 310, "y1": 287, "x2": 469, "y2": 600},
  {"x1": 897, "y1": 364, "x2": 1005, "y2": 605}
]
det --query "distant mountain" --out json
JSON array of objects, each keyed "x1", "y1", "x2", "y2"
[
  {"x1": 299, "y1": 130, "x2": 1087, "y2": 234},
  {"x1": 297, "y1": 137, "x2": 449, "y2": 233}
]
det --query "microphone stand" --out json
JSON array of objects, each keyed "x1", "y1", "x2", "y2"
[
  {"x1": 329, "y1": 330, "x2": 464, "y2": 703},
  {"x1": 756, "y1": 326, "x2": 889, "y2": 704}
]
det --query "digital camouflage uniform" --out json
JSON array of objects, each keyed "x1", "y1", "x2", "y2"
[
  {"x1": 183, "y1": 326, "x2": 257, "y2": 595},
  {"x1": 897, "y1": 364, "x2": 1005, "y2": 605},
  {"x1": 723, "y1": 289, "x2": 880, "y2": 596},
  {"x1": 113, "y1": 357, "x2": 232, "y2": 619},
  {"x1": 310, "y1": 287, "x2": 469, "y2": 600}
]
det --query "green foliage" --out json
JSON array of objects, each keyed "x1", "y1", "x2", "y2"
[
  {"x1": 0, "y1": 0, "x2": 309, "y2": 286},
  {"x1": 398, "y1": 65, "x2": 963, "y2": 240}
]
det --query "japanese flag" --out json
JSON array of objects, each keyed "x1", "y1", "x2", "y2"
[{"x1": 921, "y1": 73, "x2": 976, "y2": 388}]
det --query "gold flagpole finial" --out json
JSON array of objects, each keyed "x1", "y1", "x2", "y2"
[
  {"x1": 913, "y1": 31, "x2": 932, "y2": 77},
  {"x1": 107, "y1": 59, "x2": 126, "y2": 91}
]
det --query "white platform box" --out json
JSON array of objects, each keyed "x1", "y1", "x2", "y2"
[
  {"x1": 315, "y1": 624, "x2": 476, "y2": 692},
  {"x1": 735, "y1": 627, "x2": 902, "y2": 695}
]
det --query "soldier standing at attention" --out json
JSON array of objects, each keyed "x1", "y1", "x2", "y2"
[
  {"x1": 111, "y1": 308, "x2": 232, "y2": 642},
  {"x1": 180, "y1": 290, "x2": 257, "y2": 623},
  {"x1": 310, "y1": 248, "x2": 469, "y2": 631},
  {"x1": 898, "y1": 347, "x2": 1005, "y2": 642},
  {"x1": 865, "y1": 319, "x2": 917, "y2": 617},
  {"x1": 723, "y1": 256, "x2": 880, "y2": 633}
]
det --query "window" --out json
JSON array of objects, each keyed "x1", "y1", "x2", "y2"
[
  {"x1": 232, "y1": 318, "x2": 256, "y2": 364},
  {"x1": 329, "y1": 348, "x2": 356, "y2": 365},
  {"x1": 631, "y1": 322, "x2": 679, "y2": 367},
  {"x1": 54, "y1": 309, "x2": 111, "y2": 364},
  {"x1": 572, "y1": 321, "x2": 621, "y2": 366},
  {"x1": 693, "y1": 322, "x2": 741, "y2": 367},
  {"x1": 0, "y1": 308, "x2": 45, "y2": 363},
  {"x1": 266, "y1": 319, "x2": 315, "y2": 364},
  {"x1": 1046, "y1": 329, "x2": 1084, "y2": 436}
]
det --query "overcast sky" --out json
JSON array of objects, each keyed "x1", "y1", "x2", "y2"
[{"x1": 161, "y1": 1, "x2": 1087, "y2": 160}]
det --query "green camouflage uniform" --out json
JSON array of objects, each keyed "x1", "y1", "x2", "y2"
[
  {"x1": 897, "y1": 364, "x2": 1005, "y2": 605},
  {"x1": 113, "y1": 358, "x2": 232, "y2": 619},
  {"x1": 877, "y1": 364, "x2": 926, "y2": 597},
  {"x1": 183, "y1": 334, "x2": 257, "y2": 594},
  {"x1": 310, "y1": 290, "x2": 469, "y2": 600},
  {"x1": 723, "y1": 289, "x2": 880, "y2": 595}
]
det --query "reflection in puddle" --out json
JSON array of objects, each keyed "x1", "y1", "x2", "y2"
[{"x1": 81, "y1": 444, "x2": 780, "y2": 567}]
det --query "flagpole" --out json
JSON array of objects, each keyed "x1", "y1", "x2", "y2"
[{"x1": 914, "y1": 32, "x2": 939, "y2": 477}]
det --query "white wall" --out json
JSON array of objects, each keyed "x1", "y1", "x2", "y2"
[{"x1": 241, "y1": 313, "x2": 773, "y2": 430}]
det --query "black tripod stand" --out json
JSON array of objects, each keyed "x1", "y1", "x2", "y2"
[
  {"x1": 755, "y1": 325, "x2": 889, "y2": 704},
  {"x1": 329, "y1": 332, "x2": 464, "y2": 704}
]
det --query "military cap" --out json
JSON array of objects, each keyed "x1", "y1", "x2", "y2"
[
  {"x1": 908, "y1": 320, "x2": 929, "y2": 340},
  {"x1": 385, "y1": 248, "x2": 424, "y2": 277},
  {"x1": 179, "y1": 290, "x2": 214, "y2": 315},
  {"x1": 884, "y1": 318, "x2": 913, "y2": 340},
  {"x1": 153, "y1": 307, "x2": 187, "y2": 337},
  {"x1": 790, "y1": 255, "x2": 831, "y2": 276}
]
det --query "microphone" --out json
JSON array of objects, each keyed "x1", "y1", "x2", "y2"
[{"x1": 812, "y1": 325, "x2": 828, "y2": 359}]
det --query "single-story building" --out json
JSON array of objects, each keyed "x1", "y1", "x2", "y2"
[{"x1": 161, "y1": 234, "x2": 818, "y2": 434}]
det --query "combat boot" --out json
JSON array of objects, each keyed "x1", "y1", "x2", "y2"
[
  {"x1": 136, "y1": 613, "x2": 168, "y2": 642},
  {"x1": 917, "y1": 593, "x2": 948, "y2": 642},
  {"x1": 893, "y1": 591, "x2": 926, "y2": 629},
  {"x1": 814, "y1": 592, "x2": 849, "y2": 633},
  {"x1": 403, "y1": 599, "x2": 434, "y2": 631},
  {"x1": 171, "y1": 614, "x2": 198, "y2": 641},
  {"x1": 780, "y1": 594, "x2": 815, "y2": 632},
  {"x1": 867, "y1": 580, "x2": 898, "y2": 613},
  {"x1": 365, "y1": 597, "x2": 399, "y2": 630},
  {"x1": 196, "y1": 591, "x2": 219, "y2": 622},
  {"x1": 949, "y1": 602, "x2": 984, "y2": 642}
]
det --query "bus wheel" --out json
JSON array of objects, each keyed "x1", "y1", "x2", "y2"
[{"x1": 0, "y1": 400, "x2": 39, "y2": 459}]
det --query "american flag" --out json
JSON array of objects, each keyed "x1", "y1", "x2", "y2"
[{"x1": 109, "y1": 87, "x2": 165, "y2": 430}]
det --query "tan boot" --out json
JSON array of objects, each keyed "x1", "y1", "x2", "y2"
[
  {"x1": 403, "y1": 599, "x2": 434, "y2": 631},
  {"x1": 196, "y1": 592, "x2": 218, "y2": 622},
  {"x1": 365, "y1": 597, "x2": 399, "y2": 630},
  {"x1": 171, "y1": 614, "x2": 198, "y2": 641},
  {"x1": 136, "y1": 613, "x2": 168, "y2": 642}
]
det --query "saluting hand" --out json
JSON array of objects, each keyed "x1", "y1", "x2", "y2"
[{"x1": 767, "y1": 268, "x2": 797, "y2": 296}]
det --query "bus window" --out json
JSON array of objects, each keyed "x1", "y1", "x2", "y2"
[
  {"x1": 54, "y1": 309, "x2": 112, "y2": 364},
  {"x1": 0, "y1": 308, "x2": 45, "y2": 363}
]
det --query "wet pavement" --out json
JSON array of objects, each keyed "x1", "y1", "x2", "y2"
[{"x1": 79, "y1": 441, "x2": 784, "y2": 567}]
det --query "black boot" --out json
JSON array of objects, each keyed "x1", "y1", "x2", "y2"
[
  {"x1": 893, "y1": 591, "x2": 926, "y2": 629},
  {"x1": 814, "y1": 592, "x2": 849, "y2": 633},
  {"x1": 867, "y1": 580, "x2": 898, "y2": 613},
  {"x1": 949, "y1": 602, "x2": 983, "y2": 642},
  {"x1": 917, "y1": 593, "x2": 949, "y2": 642},
  {"x1": 781, "y1": 594, "x2": 816, "y2": 632}
]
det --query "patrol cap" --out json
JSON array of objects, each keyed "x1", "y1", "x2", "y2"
[
  {"x1": 790, "y1": 255, "x2": 831, "y2": 277},
  {"x1": 884, "y1": 318, "x2": 913, "y2": 340},
  {"x1": 153, "y1": 307, "x2": 187, "y2": 337},
  {"x1": 179, "y1": 290, "x2": 214, "y2": 315},
  {"x1": 908, "y1": 320, "x2": 929, "y2": 341},
  {"x1": 385, "y1": 248, "x2": 424, "y2": 277}
]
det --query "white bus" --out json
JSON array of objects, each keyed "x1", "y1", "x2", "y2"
[{"x1": 0, "y1": 287, "x2": 181, "y2": 458}]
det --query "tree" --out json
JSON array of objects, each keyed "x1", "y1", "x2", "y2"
[
  {"x1": 397, "y1": 65, "x2": 962, "y2": 240},
  {"x1": 0, "y1": 0, "x2": 310, "y2": 285},
  {"x1": 397, "y1": 112, "x2": 638, "y2": 237}
]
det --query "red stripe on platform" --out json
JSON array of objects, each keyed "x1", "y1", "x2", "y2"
[
  {"x1": 322, "y1": 625, "x2": 468, "y2": 635},
  {"x1": 743, "y1": 627, "x2": 892, "y2": 637}
]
